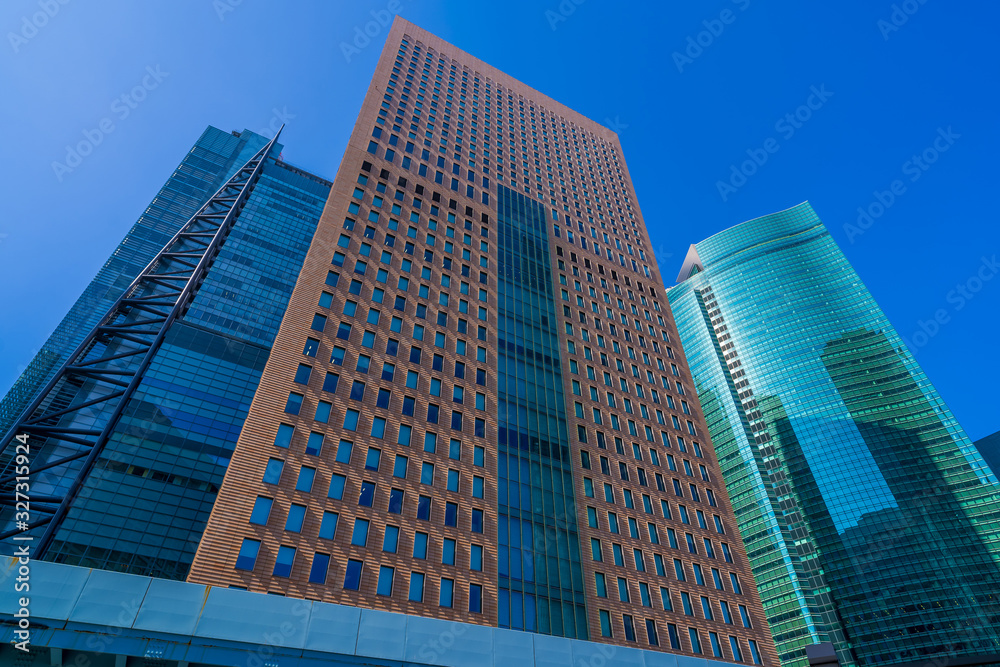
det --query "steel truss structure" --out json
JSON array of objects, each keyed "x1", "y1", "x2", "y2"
[{"x1": 0, "y1": 129, "x2": 282, "y2": 557}]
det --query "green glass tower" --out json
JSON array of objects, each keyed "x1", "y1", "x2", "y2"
[{"x1": 667, "y1": 202, "x2": 1000, "y2": 667}]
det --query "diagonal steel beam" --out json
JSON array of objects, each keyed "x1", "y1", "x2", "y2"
[{"x1": 0, "y1": 128, "x2": 283, "y2": 557}]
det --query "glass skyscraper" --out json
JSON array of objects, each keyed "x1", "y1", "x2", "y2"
[
  {"x1": 0, "y1": 126, "x2": 331, "y2": 579},
  {"x1": 667, "y1": 202, "x2": 1000, "y2": 667}
]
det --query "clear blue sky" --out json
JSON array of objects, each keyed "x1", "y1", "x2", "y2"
[{"x1": 1, "y1": 1, "x2": 997, "y2": 438}]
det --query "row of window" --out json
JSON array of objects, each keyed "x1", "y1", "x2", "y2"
[
  {"x1": 235, "y1": 538, "x2": 484, "y2": 612},
  {"x1": 595, "y1": 607, "x2": 763, "y2": 664},
  {"x1": 390, "y1": 40, "x2": 636, "y2": 228},
  {"x1": 389, "y1": 39, "x2": 640, "y2": 245},
  {"x1": 257, "y1": 455, "x2": 485, "y2": 533}
]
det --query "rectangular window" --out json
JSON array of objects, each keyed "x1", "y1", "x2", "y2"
[
  {"x1": 309, "y1": 553, "x2": 330, "y2": 583},
  {"x1": 599, "y1": 610, "x2": 612, "y2": 637},
  {"x1": 318, "y1": 511, "x2": 338, "y2": 540},
  {"x1": 295, "y1": 467, "x2": 315, "y2": 493},
  {"x1": 235, "y1": 539, "x2": 260, "y2": 571},
  {"x1": 377, "y1": 565, "x2": 395, "y2": 596},
  {"x1": 439, "y1": 578, "x2": 454, "y2": 608},
  {"x1": 249, "y1": 496, "x2": 272, "y2": 525},
  {"x1": 409, "y1": 572, "x2": 425, "y2": 602},
  {"x1": 284, "y1": 504, "x2": 306, "y2": 533},
  {"x1": 351, "y1": 518, "x2": 370, "y2": 546},
  {"x1": 343, "y1": 559, "x2": 363, "y2": 590},
  {"x1": 413, "y1": 531, "x2": 428, "y2": 559},
  {"x1": 272, "y1": 546, "x2": 295, "y2": 578}
]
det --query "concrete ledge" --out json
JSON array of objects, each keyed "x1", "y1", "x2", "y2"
[{"x1": 0, "y1": 557, "x2": 743, "y2": 667}]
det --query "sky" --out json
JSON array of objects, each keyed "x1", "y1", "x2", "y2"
[{"x1": 0, "y1": 1, "x2": 997, "y2": 439}]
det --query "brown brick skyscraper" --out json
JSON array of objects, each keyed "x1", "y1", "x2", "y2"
[{"x1": 188, "y1": 16, "x2": 777, "y2": 664}]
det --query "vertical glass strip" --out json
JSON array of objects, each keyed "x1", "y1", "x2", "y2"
[{"x1": 495, "y1": 185, "x2": 587, "y2": 638}]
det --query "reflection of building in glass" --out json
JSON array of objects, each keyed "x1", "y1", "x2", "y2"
[
  {"x1": 0, "y1": 127, "x2": 331, "y2": 580},
  {"x1": 668, "y1": 202, "x2": 1000, "y2": 667}
]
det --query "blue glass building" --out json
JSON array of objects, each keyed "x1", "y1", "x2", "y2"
[
  {"x1": 0, "y1": 127, "x2": 330, "y2": 579},
  {"x1": 667, "y1": 202, "x2": 1000, "y2": 667}
]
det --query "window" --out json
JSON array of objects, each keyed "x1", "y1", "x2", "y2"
[
  {"x1": 469, "y1": 584, "x2": 483, "y2": 613},
  {"x1": 730, "y1": 637, "x2": 745, "y2": 662},
  {"x1": 646, "y1": 619, "x2": 659, "y2": 647},
  {"x1": 749, "y1": 640, "x2": 763, "y2": 665},
  {"x1": 309, "y1": 553, "x2": 330, "y2": 584},
  {"x1": 336, "y1": 439, "x2": 353, "y2": 464},
  {"x1": 689, "y1": 628, "x2": 703, "y2": 654},
  {"x1": 285, "y1": 504, "x2": 306, "y2": 532},
  {"x1": 343, "y1": 409, "x2": 360, "y2": 431},
  {"x1": 351, "y1": 522, "x2": 370, "y2": 550},
  {"x1": 471, "y1": 544, "x2": 484, "y2": 571},
  {"x1": 622, "y1": 614, "x2": 636, "y2": 642},
  {"x1": 388, "y1": 488, "x2": 404, "y2": 514},
  {"x1": 235, "y1": 539, "x2": 260, "y2": 571},
  {"x1": 343, "y1": 559, "x2": 363, "y2": 590},
  {"x1": 442, "y1": 538, "x2": 456, "y2": 565},
  {"x1": 327, "y1": 474, "x2": 345, "y2": 500},
  {"x1": 469, "y1": 507, "x2": 483, "y2": 533},
  {"x1": 377, "y1": 566, "x2": 395, "y2": 596},
  {"x1": 739, "y1": 604, "x2": 753, "y2": 628},
  {"x1": 249, "y1": 496, "x2": 272, "y2": 525},
  {"x1": 305, "y1": 432, "x2": 324, "y2": 456},
  {"x1": 709, "y1": 632, "x2": 723, "y2": 658},
  {"x1": 595, "y1": 572, "x2": 608, "y2": 597},
  {"x1": 273, "y1": 546, "x2": 295, "y2": 578},
  {"x1": 409, "y1": 572, "x2": 425, "y2": 602},
  {"x1": 295, "y1": 467, "x2": 315, "y2": 493},
  {"x1": 376, "y1": 388, "x2": 391, "y2": 409},
  {"x1": 319, "y1": 511, "x2": 338, "y2": 540},
  {"x1": 445, "y1": 502, "x2": 458, "y2": 527},
  {"x1": 599, "y1": 610, "x2": 612, "y2": 637},
  {"x1": 365, "y1": 447, "x2": 382, "y2": 471},
  {"x1": 439, "y1": 578, "x2": 454, "y2": 608},
  {"x1": 617, "y1": 577, "x2": 630, "y2": 602},
  {"x1": 284, "y1": 392, "x2": 303, "y2": 415},
  {"x1": 350, "y1": 380, "x2": 366, "y2": 401},
  {"x1": 417, "y1": 495, "x2": 432, "y2": 520},
  {"x1": 359, "y1": 481, "x2": 375, "y2": 507},
  {"x1": 413, "y1": 531, "x2": 428, "y2": 559},
  {"x1": 323, "y1": 372, "x2": 340, "y2": 393}
]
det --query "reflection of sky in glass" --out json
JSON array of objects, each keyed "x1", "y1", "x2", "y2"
[
  {"x1": 670, "y1": 203, "x2": 1000, "y2": 666},
  {"x1": 706, "y1": 237, "x2": 899, "y2": 532}
]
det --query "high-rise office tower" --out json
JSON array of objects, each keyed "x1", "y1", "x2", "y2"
[
  {"x1": 975, "y1": 431, "x2": 1000, "y2": 477},
  {"x1": 667, "y1": 202, "x2": 1000, "y2": 667},
  {"x1": 181, "y1": 17, "x2": 777, "y2": 662},
  {"x1": 0, "y1": 126, "x2": 331, "y2": 579},
  {"x1": 0, "y1": 17, "x2": 778, "y2": 665},
  {"x1": 0, "y1": 127, "x2": 286, "y2": 438}
]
